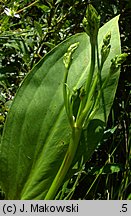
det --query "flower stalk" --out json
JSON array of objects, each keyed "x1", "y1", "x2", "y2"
[{"x1": 77, "y1": 4, "x2": 100, "y2": 121}]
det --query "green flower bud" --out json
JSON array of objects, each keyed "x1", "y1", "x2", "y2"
[
  {"x1": 63, "y1": 42, "x2": 79, "y2": 69},
  {"x1": 101, "y1": 32, "x2": 111, "y2": 65},
  {"x1": 101, "y1": 45, "x2": 111, "y2": 65},
  {"x1": 79, "y1": 86, "x2": 86, "y2": 100},
  {"x1": 82, "y1": 4, "x2": 100, "y2": 44},
  {"x1": 103, "y1": 31, "x2": 111, "y2": 46},
  {"x1": 70, "y1": 88, "x2": 78, "y2": 106},
  {"x1": 110, "y1": 53, "x2": 128, "y2": 74}
]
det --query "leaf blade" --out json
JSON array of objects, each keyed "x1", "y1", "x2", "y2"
[{"x1": 0, "y1": 16, "x2": 121, "y2": 200}]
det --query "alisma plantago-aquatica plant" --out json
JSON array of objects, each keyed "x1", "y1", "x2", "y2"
[
  {"x1": 44, "y1": 4, "x2": 127, "y2": 200},
  {"x1": 0, "y1": 5, "x2": 127, "y2": 200}
]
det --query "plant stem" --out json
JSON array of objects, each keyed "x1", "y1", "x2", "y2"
[
  {"x1": 77, "y1": 73, "x2": 98, "y2": 127},
  {"x1": 85, "y1": 43, "x2": 96, "y2": 98},
  {"x1": 77, "y1": 43, "x2": 96, "y2": 119},
  {"x1": 63, "y1": 68, "x2": 69, "y2": 113},
  {"x1": 96, "y1": 39, "x2": 107, "y2": 122},
  {"x1": 16, "y1": 0, "x2": 39, "y2": 14},
  {"x1": 44, "y1": 126, "x2": 82, "y2": 200},
  {"x1": 63, "y1": 67, "x2": 74, "y2": 127}
]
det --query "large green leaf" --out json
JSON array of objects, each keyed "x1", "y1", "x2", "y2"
[{"x1": 0, "y1": 16, "x2": 121, "y2": 200}]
